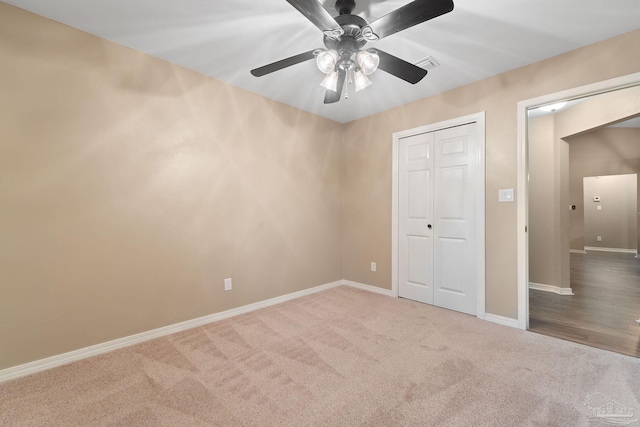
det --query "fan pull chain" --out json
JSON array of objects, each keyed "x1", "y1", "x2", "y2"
[{"x1": 345, "y1": 69, "x2": 352, "y2": 99}]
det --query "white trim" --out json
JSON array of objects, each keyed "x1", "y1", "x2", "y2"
[
  {"x1": 516, "y1": 92, "x2": 529, "y2": 331},
  {"x1": 391, "y1": 131, "x2": 400, "y2": 299},
  {"x1": 391, "y1": 112, "x2": 486, "y2": 320},
  {"x1": 584, "y1": 246, "x2": 637, "y2": 254},
  {"x1": 529, "y1": 282, "x2": 575, "y2": 295},
  {"x1": 485, "y1": 313, "x2": 519, "y2": 329},
  {"x1": 516, "y1": 72, "x2": 640, "y2": 331},
  {"x1": 476, "y1": 113, "x2": 487, "y2": 321},
  {"x1": 342, "y1": 280, "x2": 394, "y2": 297},
  {"x1": 570, "y1": 249, "x2": 587, "y2": 254},
  {"x1": 0, "y1": 280, "x2": 345, "y2": 383}
]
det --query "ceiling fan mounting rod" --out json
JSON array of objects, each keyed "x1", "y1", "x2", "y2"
[{"x1": 335, "y1": 0, "x2": 356, "y2": 15}]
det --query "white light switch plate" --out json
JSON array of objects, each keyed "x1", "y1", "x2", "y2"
[{"x1": 499, "y1": 189, "x2": 515, "y2": 202}]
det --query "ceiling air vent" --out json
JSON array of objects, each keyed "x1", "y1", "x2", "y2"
[{"x1": 414, "y1": 56, "x2": 440, "y2": 70}]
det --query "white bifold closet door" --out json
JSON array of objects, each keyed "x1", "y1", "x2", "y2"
[{"x1": 398, "y1": 123, "x2": 479, "y2": 315}]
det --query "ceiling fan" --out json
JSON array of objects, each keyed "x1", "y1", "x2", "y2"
[{"x1": 250, "y1": 0, "x2": 454, "y2": 104}]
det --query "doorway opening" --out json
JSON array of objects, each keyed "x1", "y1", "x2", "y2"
[{"x1": 517, "y1": 72, "x2": 640, "y2": 356}]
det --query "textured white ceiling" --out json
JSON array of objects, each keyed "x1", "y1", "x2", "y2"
[{"x1": 4, "y1": 0, "x2": 640, "y2": 123}]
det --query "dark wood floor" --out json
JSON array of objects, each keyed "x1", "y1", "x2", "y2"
[{"x1": 529, "y1": 251, "x2": 640, "y2": 357}]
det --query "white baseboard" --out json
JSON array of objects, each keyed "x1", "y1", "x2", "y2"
[
  {"x1": 529, "y1": 282, "x2": 575, "y2": 296},
  {"x1": 341, "y1": 280, "x2": 394, "y2": 297},
  {"x1": 569, "y1": 249, "x2": 586, "y2": 254},
  {"x1": 485, "y1": 313, "x2": 519, "y2": 329},
  {"x1": 584, "y1": 246, "x2": 637, "y2": 254},
  {"x1": 0, "y1": 278, "x2": 516, "y2": 383},
  {"x1": 0, "y1": 280, "x2": 346, "y2": 384}
]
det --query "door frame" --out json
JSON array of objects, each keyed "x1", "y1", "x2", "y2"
[
  {"x1": 391, "y1": 112, "x2": 486, "y2": 319},
  {"x1": 516, "y1": 72, "x2": 640, "y2": 330}
]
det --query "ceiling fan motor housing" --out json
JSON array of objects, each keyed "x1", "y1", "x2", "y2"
[{"x1": 323, "y1": 13, "x2": 368, "y2": 54}]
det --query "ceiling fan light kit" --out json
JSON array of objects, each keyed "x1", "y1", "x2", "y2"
[
  {"x1": 321, "y1": 70, "x2": 340, "y2": 92},
  {"x1": 356, "y1": 50, "x2": 380, "y2": 75},
  {"x1": 316, "y1": 49, "x2": 340, "y2": 73},
  {"x1": 315, "y1": 48, "x2": 378, "y2": 93},
  {"x1": 251, "y1": 0, "x2": 454, "y2": 104},
  {"x1": 353, "y1": 69, "x2": 372, "y2": 92}
]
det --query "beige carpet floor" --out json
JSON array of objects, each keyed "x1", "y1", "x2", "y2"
[{"x1": 1, "y1": 286, "x2": 639, "y2": 426}]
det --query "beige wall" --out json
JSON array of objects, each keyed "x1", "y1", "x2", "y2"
[
  {"x1": 528, "y1": 112, "x2": 573, "y2": 289},
  {"x1": 555, "y1": 86, "x2": 640, "y2": 138},
  {"x1": 568, "y1": 128, "x2": 640, "y2": 249},
  {"x1": 528, "y1": 115, "x2": 562, "y2": 287},
  {"x1": 583, "y1": 174, "x2": 638, "y2": 249},
  {"x1": 0, "y1": 3, "x2": 344, "y2": 370},
  {"x1": 342, "y1": 29, "x2": 640, "y2": 319}
]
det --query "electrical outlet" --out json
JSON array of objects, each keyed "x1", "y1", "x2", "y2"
[
  {"x1": 224, "y1": 278, "x2": 232, "y2": 291},
  {"x1": 596, "y1": 236, "x2": 602, "y2": 242},
  {"x1": 370, "y1": 262, "x2": 377, "y2": 272}
]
